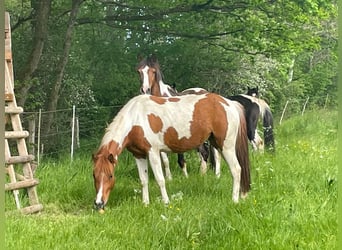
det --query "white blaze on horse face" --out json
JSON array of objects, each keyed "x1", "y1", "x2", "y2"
[
  {"x1": 141, "y1": 66, "x2": 151, "y2": 94},
  {"x1": 95, "y1": 175, "x2": 104, "y2": 204}
]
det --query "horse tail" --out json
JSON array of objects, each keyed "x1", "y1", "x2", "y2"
[
  {"x1": 262, "y1": 106, "x2": 275, "y2": 152},
  {"x1": 235, "y1": 105, "x2": 251, "y2": 194}
]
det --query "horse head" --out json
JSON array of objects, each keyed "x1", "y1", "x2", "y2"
[
  {"x1": 136, "y1": 55, "x2": 163, "y2": 94},
  {"x1": 247, "y1": 86, "x2": 259, "y2": 97},
  {"x1": 92, "y1": 141, "x2": 119, "y2": 210}
]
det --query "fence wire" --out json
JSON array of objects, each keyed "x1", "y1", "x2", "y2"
[{"x1": 19, "y1": 94, "x2": 336, "y2": 162}]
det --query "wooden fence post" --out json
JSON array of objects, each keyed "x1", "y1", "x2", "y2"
[
  {"x1": 37, "y1": 109, "x2": 42, "y2": 165},
  {"x1": 71, "y1": 105, "x2": 76, "y2": 161},
  {"x1": 28, "y1": 115, "x2": 36, "y2": 156},
  {"x1": 301, "y1": 97, "x2": 310, "y2": 116},
  {"x1": 279, "y1": 100, "x2": 289, "y2": 125}
]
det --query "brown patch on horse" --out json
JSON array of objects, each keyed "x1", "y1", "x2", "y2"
[
  {"x1": 164, "y1": 126, "x2": 203, "y2": 153},
  {"x1": 163, "y1": 93, "x2": 229, "y2": 152},
  {"x1": 149, "y1": 95, "x2": 167, "y2": 105},
  {"x1": 194, "y1": 94, "x2": 229, "y2": 150},
  {"x1": 123, "y1": 125, "x2": 152, "y2": 159},
  {"x1": 168, "y1": 97, "x2": 180, "y2": 102},
  {"x1": 148, "y1": 114, "x2": 163, "y2": 133}
]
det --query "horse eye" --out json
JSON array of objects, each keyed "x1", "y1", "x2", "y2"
[{"x1": 109, "y1": 174, "x2": 113, "y2": 179}]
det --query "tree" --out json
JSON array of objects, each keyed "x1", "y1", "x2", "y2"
[{"x1": 6, "y1": 0, "x2": 337, "y2": 155}]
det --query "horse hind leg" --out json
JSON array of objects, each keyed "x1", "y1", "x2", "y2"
[
  {"x1": 149, "y1": 150, "x2": 170, "y2": 204},
  {"x1": 254, "y1": 130, "x2": 264, "y2": 151},
  {"x1": 177, "y1": 153, "x2": 188, "y2": 178},
  {"x1": 212, "y1": 147, "x2": 221, "y2": 178},
  {"x1": 160, "y1": 152, "x2": 172, "y2": 180},
  {"x1": 220, "y1": 147, "x2": 241, "y2": 203},
  {"x1": 197, "y1": 143, "x2": 209, "y2": 175}
]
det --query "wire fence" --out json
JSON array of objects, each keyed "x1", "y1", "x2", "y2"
[{"x1": 18, "y1": 94, "x2": 336, "y2": 163}]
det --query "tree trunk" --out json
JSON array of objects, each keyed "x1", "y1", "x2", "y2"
[
  {"x1": 17, "y1": 0, "x2": 51, "y2": 107},
  {"x1": 43, "y1": 0, "x2": 84, "y2": 136},
  {"x1": 287, "y1": 58, "x2": 295, "y2": 83}
]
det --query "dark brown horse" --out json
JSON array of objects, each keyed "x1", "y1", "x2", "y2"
[{"x1": 137, "y1": 55, "x2": 219, "y2": 177}]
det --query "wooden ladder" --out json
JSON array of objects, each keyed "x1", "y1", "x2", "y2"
[{"x1": 5, "y1": 12, "x2": 43, "y2": 214}]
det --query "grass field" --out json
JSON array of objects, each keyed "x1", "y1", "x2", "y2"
[{"x1": 5, "y1": 110, "x2": 337, "y2": 249}]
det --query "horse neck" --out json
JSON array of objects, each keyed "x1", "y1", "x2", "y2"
[
  {"x1": 151, "y1": 79, "x2": 175, "y2": 97},
  {"x1": 100, "y1": 105, "x2": 136, "y2": 152},
  {"x1": 150, "y1": 78, "x2": 163, "y2": 96}
]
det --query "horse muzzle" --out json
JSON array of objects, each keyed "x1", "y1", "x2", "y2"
[
  {"x1": 94, "y1": 199, "x2": 105, "y2": 210},
  {"x1": 140, "y1": 87, "x2": 151, "y2": 95}
]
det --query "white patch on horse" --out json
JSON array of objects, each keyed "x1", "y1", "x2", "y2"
[
  {"x1": 186, "y1": 87, "x2": 207, "y2": 93},
  {"x1": 159, "y1": 80, "x2": 172, "y2": 96},
  {"x1": 141, "y1": 65, "x2": 150, "y2": 94},
  {"x1": 95, "y1": 176, "x2": 104, "y2": 204}
]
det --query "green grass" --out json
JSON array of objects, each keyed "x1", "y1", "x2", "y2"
[{"x1": 5, "y1": 109, "x2": 337, "y2": 249}]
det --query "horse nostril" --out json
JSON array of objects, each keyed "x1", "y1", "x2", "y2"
[{"x1": 94, "y1": 200, "x2": 105, "y2": 210}]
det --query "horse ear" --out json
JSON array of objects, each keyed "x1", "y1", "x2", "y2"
[
  {"x1": 108, "y1": 154, "x2": 115, "y2": 164},
  {"x1": 137, "y1": 53, "x2": 144, "y2": 62},
  {"x1": 150, "y1": 53, "x2": 158, "y2": 63}
]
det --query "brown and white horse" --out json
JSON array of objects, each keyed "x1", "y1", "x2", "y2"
[
  {"x1": 137, "y1": 55, "x2": 220, "y2": 178},
  {"x1": 92, "y1": 93, "x2": 251, "y2": 210}
]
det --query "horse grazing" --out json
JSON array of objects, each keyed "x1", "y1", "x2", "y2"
[
  {"x1": 137, "y1": 55, "x2": 217, "y2": 177},
  {"x1": 92, "y1": 93, "x2": 251, "y2": 210}
]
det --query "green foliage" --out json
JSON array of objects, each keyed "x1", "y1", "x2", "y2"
[
  {"x1": 5, "y1": 109, "x2": 337, "y2": 249},
  {"x1": 5, "y1": 1, "x2": 337, "y2": 120}
]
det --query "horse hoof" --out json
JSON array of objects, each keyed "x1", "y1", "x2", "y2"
[{"x1": 241, "y1": 192, "x2": 248, "y2": 199}]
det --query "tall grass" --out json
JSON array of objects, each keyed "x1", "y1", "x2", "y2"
[{"x1": 5, "y1": 109, "x2": 337, "y2": 249}]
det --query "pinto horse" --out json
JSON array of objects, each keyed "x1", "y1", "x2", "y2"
[
  {"x1": 137, "y1": 55, "x2": 217, "y2": 178},
  {"x1": 92, "y1": 93, "x2": 251, "y2": 209},
  {"x1": 230, "y1": 87, "x2": 275, "y2": 151}
]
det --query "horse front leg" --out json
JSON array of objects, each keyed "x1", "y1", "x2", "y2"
[
  {"x1": 221, "y1": 146, "x2": 241, "y2": 203},
  {"x1": 254, "y1": 129, "x2": 264, "y2": 151},
  {"x1": 135, "y1": 158, "x2": 150, "y2": 205},
  {"x1": 149, "y1": 149, "x2": 170, "y2": 204}
]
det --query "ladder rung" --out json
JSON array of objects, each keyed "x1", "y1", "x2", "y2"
[
  {"x1": 5, "y1": 106, "x2": 23, "y2": 114},
  {"x1": 5, "y1": 93, "x2": 14, "y2": 101},
  {"x1": 6, "y1": 155, "x2": 35, "y2": 164},
  {"x1": 5, "y1": 131, "x2": 29, "y2": 139},
  {"x1": 21, "y1": 204, "x2": 43, "y2": 214},
  {"x1": 5, "y1": 179, "x2": 39, "y2": 191}
]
